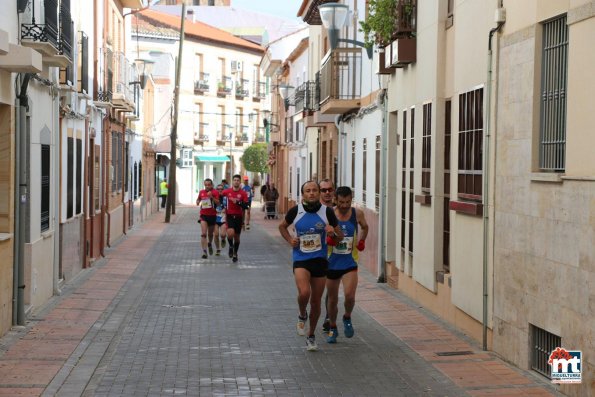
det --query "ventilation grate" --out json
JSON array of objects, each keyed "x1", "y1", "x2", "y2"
[{"x1": 531, "y1": 324, "x2": 561, "y2": 378}]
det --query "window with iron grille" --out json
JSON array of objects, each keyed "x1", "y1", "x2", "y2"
[
  {"x1": 530, "y1": 324, "x2": 561, "y2": 378},
  {"x1": 76, "y1": 138, "x2": 82, "y2": 214},
  {"x1": 443, "y1": 100, "x2": 451, "y2": 271},
  {"x1": 182, "y1": 149, "x2": 193, "y2": 167},
  {"x1": 138, "y1": 162, "x2": 142, "y2": 198},
  {"x1": 289, "y1": 167, "x2": 293, "y2": 196},
  {"x1": 41, "y1": 144, "x2": 51, "y2": 232},
  {"x1": 67, "y1": 137, "x2": 74, "y2": 218},
  {"x1": 401, "y1": 110, "x2": 407, "y2": 251},
  {"x1": 362, "y1": 138, "x2": 367, "y2": 204},
  {"x1": 375, "y1": 135, "x2": 380, "y2": 211},
  {"x1": 79, "y1": 32, "x2": 88, "y2": 93},
  {"x1": 539, "y1": 15, "x2": 567, "y2": 172},
  {"x1": 409, "y1": 107, "x2": 415, "y2": 254},
  {"x1": 94, "y1": 146, "x2": 100, "y2": 212},
  {"x1": 321, "y1": 141, "x2": 327, "y2": 178},
  {"x1": 133, "y1": 162, "x2": 138, "y2": 200},
  {"x1": 422, "y1": 103, "x2": 432, "y2": 194},
  {"x1": 458, "y1": 88, "x2": 483, "y2": 201},
  {"x1": 124, "y1": 142, "x2": 129, "y2": 193}
]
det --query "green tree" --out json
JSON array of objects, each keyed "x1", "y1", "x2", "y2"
[{"x1": 241, "y1": 143, "x2": 268, "y2": 176}]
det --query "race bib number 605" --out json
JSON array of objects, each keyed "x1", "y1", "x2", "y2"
[{"x1": 300, "y1": 234, "x2": 322, "y2": 253}]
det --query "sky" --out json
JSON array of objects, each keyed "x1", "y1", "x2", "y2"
[{"x1": 231, "y1": 0, "x2": 304, "y2": 20}]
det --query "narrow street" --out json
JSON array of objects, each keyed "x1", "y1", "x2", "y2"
[{"x1": 0, "y1": 204, "x2": 559, "y2": 396}]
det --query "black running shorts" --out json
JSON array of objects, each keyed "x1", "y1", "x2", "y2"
[{"x1": 293, "y1": 258, "x2": 328, "y2": 278}]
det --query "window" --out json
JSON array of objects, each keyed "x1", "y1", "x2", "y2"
[
  {"x1": 41, "y1": 144, "x2": 50, "y2": 232},
  {"x1": 401, "y1": 110, "x2": 407, "y2": 251},
  {"x1": 76, "y1": 138, "x2": 82, "y2": 214},
  {"x1": 124, "y1": 142, "x2": 129, "y2": 193},
  {"x1": 409, "y1": 107, "x2": 415, "y2": 254},
  {"x1": 422, "y1": 103, "x2": 432, "y2": 194},
  {"x1": 289, "y1": 167, "x2": 293, "y2": 196},
  {"x1": 297, "y1": 167, "x2": 301, "y2": 199},
  {"x1": 443, "y1": 100, "x2": 451, "y2": 271},
  {"x1": 539, "y1": 15, "x2": 568, "y2": 172},
  {"x1": 133, "y1": 162, "x2": 138, "y2": 200},
  {"x1": 78, "y1": 32, "x2": 88, "y2": 93},
  {"x1": 458, "y1": 88, "x2": 483, "y2": 201},
  {"x1": 182, "y1": 149, "x2": 193, "y2": 167},
  {"x1": 321, "y1": 141, "x2": 327, "y2": 178},
  {"x1": 111, "y1": 131, "x2": 122, "y2": 193},
  {"x1": 362, "y1": 138, "x2": 367, "y2": 203},
  {"x1": 94, "y1": 146, "x2": 100, "y2": 212},
  {"x1": 138, "y1": 161, "x2": 142, "y2": 198},
  {"x1": 530, "y1": 324, "x2": 561, "y2": 379},
  {"x1": 67, "y1": 137, "x2": 74, "y2": 218},
  {"x1": 375, "y1": 135, "x2": 380, "y2": 211}
]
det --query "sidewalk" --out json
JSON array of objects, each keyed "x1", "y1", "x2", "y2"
[{"x1": 0, "y1": 204, "x2": 561, "y2": 396}]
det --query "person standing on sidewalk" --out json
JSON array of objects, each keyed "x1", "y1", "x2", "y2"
[
  {"x1": 196, "y1": 178, "x2": 220, "y2": 259},
  {"x1": 319, "y1": 178, "x2": 336, "y2": 334},
  {"x1": 278, "y1": 181, "x2": 343, "y2": 351},
  {"x1": 221, "y1": 174, "x2": 249, "y2": 262},
  {"x1": 241, "y1": 176, "x2": 253, "y2": 230},
  {"x1": 325, "y1": 186, "x2": 368, "y2": 343},
  {"x1": 160, "y1": 179, "x2": 169, "y2": 208}
]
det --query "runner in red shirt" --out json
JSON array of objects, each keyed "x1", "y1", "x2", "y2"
[
  {"x1": 221, "y1": 174, "x2": 249, "y2": 262},
  {"x1": 196, "y1": 178, "x2": 220, "y2": 259}
]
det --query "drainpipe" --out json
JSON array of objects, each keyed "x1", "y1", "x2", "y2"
[
  {"x1": 378, "y1": 89, "x2": 387, "y2": 282},
  {"x1": 52, "y1": 81, "x2": 60, "y2": 295},
  {"x1": 483, "y1": 19, "x2": 504, "y2": 351}
]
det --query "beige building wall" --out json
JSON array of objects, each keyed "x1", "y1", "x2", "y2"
[
  {"x1": 385, "y1": 0, "x2": 500, "y2": 344},
  {"x1": 493, "y1": 1, "x2": 594, "y2": 395}
]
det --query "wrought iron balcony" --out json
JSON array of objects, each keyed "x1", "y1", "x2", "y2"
[
  {"x1": 318, "y1": 47, "x2": 362, "y2": 115},
  {"x1": 194, "y1": 72, "x2": 210, "y2": 94},
  {"x1": 96, "y1": 47, "x2": 114, "y2": 104},
  {"x1": 235, "y1": 79, "x2": 250, "y2": 98},
  {"x1": 217, "y1": 76, "x2": 232, "y2": 97},
  {"x1": 294, "y1": 81, "x2": 317, "y2": 114},
  {"x1": 252, "y1": 81, "x2": 266, "y2": 100}
]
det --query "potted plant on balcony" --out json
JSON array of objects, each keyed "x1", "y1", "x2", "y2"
[{"x1": 360, "y1": 0, "x2": 416, "y2": 69}]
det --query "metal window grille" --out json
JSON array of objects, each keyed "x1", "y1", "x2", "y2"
[
  {"x1": 443, "y1": 100, "x2": 452, "y2": 271},
  {"x1": 76, "y1": 138, "x2": 82, "y2": 214},
  {"x1": 401, "y1": 110, "x2": 407, "y2": 250},
  {"x1": 539, "y1": 15, "x2": 568, "y2": 172},
  {"x1": 138, "y1": 161, "x2": 142, "y2": 198},
  {"x1": 409, "y1": 107, "x2": 415, "y2": 255},
  {"x1": 375, "y1": 136, "x2": 381, "y2": 211},
  {"x1": 422, "y1": 103, "x2": 432, "y2": 193},
  {"x1": 362, "y1": 138, "x2": 367, "y2": 204},
  {"x1": 67, "y1": 137, "x2": 74, "y2": 218},
  {"x1": 457, "y1": 88, "x2": 483, "y2": 201},
  {"x1": 530, "y1": 324, "x2": 561, "y2": 378},
  {"x1": 351, "y1": 141, "x2": 355, "y2": 189},
  {"x1": 41, "y1": 144, "x2": 51, "y2": 232}
]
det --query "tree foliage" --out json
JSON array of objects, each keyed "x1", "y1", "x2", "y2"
[
  {"x1": 359, "y1": 0, "x2": 398, "y2": 47},
  {"x1": 241, "y1": 143, "x2": 268, "y2": 175}
]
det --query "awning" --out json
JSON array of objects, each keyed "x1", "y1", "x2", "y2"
[{"x1": 196, "y1": 155, "x2": 230, "y2": 162}]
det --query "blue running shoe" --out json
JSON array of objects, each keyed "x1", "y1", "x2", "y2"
[
  {"x1": 343, "y1": 317, "x2": 354, "y2": 338},
  {"x1": 326, "y1": 327, "x2": 338, "y2": 344}
]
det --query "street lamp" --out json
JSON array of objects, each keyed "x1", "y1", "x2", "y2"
[
  {"x1": 318, "y1": 3, "x2": 373, "y2": 59},
  {"x1": 130, "y1": 58, "x2": 155, "y2": 89}
]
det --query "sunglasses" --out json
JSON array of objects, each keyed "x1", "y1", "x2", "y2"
[{"x1": 320, "y1": 188, "x2": 334, "y2": 193}]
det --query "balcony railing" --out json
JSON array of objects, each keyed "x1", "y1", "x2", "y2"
[
  {"x1": 194, "y1": 123, "x2": 210, "y2": 143},
  {"x1": 59, "y1": 2, "x2": 73, "y2": 60},
  {"x1": 392, "y1": 0, "x2": 417, "y2": 39},
  {"x1": 255, "y1": 128, "x2": 266, "y2": 143},
  {"x1": 319, "y1": 48, "x2": 362, "y2": 114},
  {"x1": 235, "y1": 79, "x2": 249, "y2": 98},
  {"x1": 113, "y1": 51, "x2": 135, "y2": 107},
  {"x1": 194, "y1": 72, "x2": 210, "y2": 93},
  {"x1": 253, "y1": 81, "x2": 266, "y2": 99},
  {"x1": 217, "y1": 76, "x2": 232, "y2": 96},
  {"x1": 96, "y1": 47, "x2": 113, "y2": 103},
  {"x1": 295, "y1": 81, "x2": 317, "y2": 113}
]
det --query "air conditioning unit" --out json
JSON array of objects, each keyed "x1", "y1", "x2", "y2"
[{"x1": 231, "y1": 60, "x2": 242, "y2": 72}]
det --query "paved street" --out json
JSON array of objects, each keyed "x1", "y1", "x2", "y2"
[{"x1": 0, "y1": 204, "x2": 560, "y2": 396}]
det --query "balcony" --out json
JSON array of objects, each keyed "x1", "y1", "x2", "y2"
[
  {"x1": 194, "y1": 72, "x2": 210, "y2": 94},
  {"x1": 319, "y1": 48, "x2": 362, "y2": 115},
  {"x1": 235, "y1": 79, "x2": 250, "y2": 99},
  {"x1": 20, "y1": 0, "x2": 72, "y2": 67},
  {"x1": 295, "y1": 81, "x2": 317, "y2": 114},
  {"x1": 95, "y1": 48, "x2": 135, "y2": 111},
  {"x1": 235, "y1": 126, "x2": 249, "y2": 146},
  {"x1": 252, "y1": 81, "x2": 266, "y2": 101},
  {"x1": 217, "y1": 76, "x2": 232, "y2": 97},
  {"x1": 194, "y1": 123, "x2": 210, "y2": 145},
  {"x1": 216, "y1": 126, "x2": 233, "y2": 146},
  {"x1": 255, "y1": 128, "x2": 266, "y2": 143}
]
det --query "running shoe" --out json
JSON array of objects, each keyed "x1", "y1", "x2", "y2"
[
  {"x1": 232, "y1": 255, "x2": 238, "y2": 263},
  {"x1": 228, "y1": 246, "x2": 234, "y2": 258},
  {"x1": 201, "y1": 251, "x2": 208, "y2": 259},
  {"x1": 327, "y1": 327, "x2": 339, "y2": 344},
  {"x1": 221, "y1": 238, "x2": 226, "y2": 248},
  {"x1": 296, "y1": 314, "x2": 307, "y2": 336},
  {"x1": 322, "y1": 318, "x2": 330, "y2": 334},
  {"x1": 343, "y1": 316, "x2": 354, "y2": 338},
  {"x1": 306, "y1": 335, "x2": 318, "y2": 351},
  {"x1": 208, "y1": 243, "x2": 213, "y2": 256},
  {"x1": 215, "y1": 250, "x2": 221, "y2": 256}
]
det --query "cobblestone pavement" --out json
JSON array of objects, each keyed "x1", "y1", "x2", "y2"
[{"x1": 0, "y1": 204, "x2": 561, "y2": 397}]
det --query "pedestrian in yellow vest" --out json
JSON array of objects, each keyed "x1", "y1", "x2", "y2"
[{"x1": 160, "y1": 179, "x2": 169, "y2": 208}]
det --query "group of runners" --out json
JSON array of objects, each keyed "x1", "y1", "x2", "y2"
[
  {"x1": 196, "y1": 174, "x2": 253, "y2": 263},
  {"x1": 196, "y1": 176, "x2": 369, "y2": 351},
  {"x1": 279, "y1": 179, "x2": 368, "y2": 351}
]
